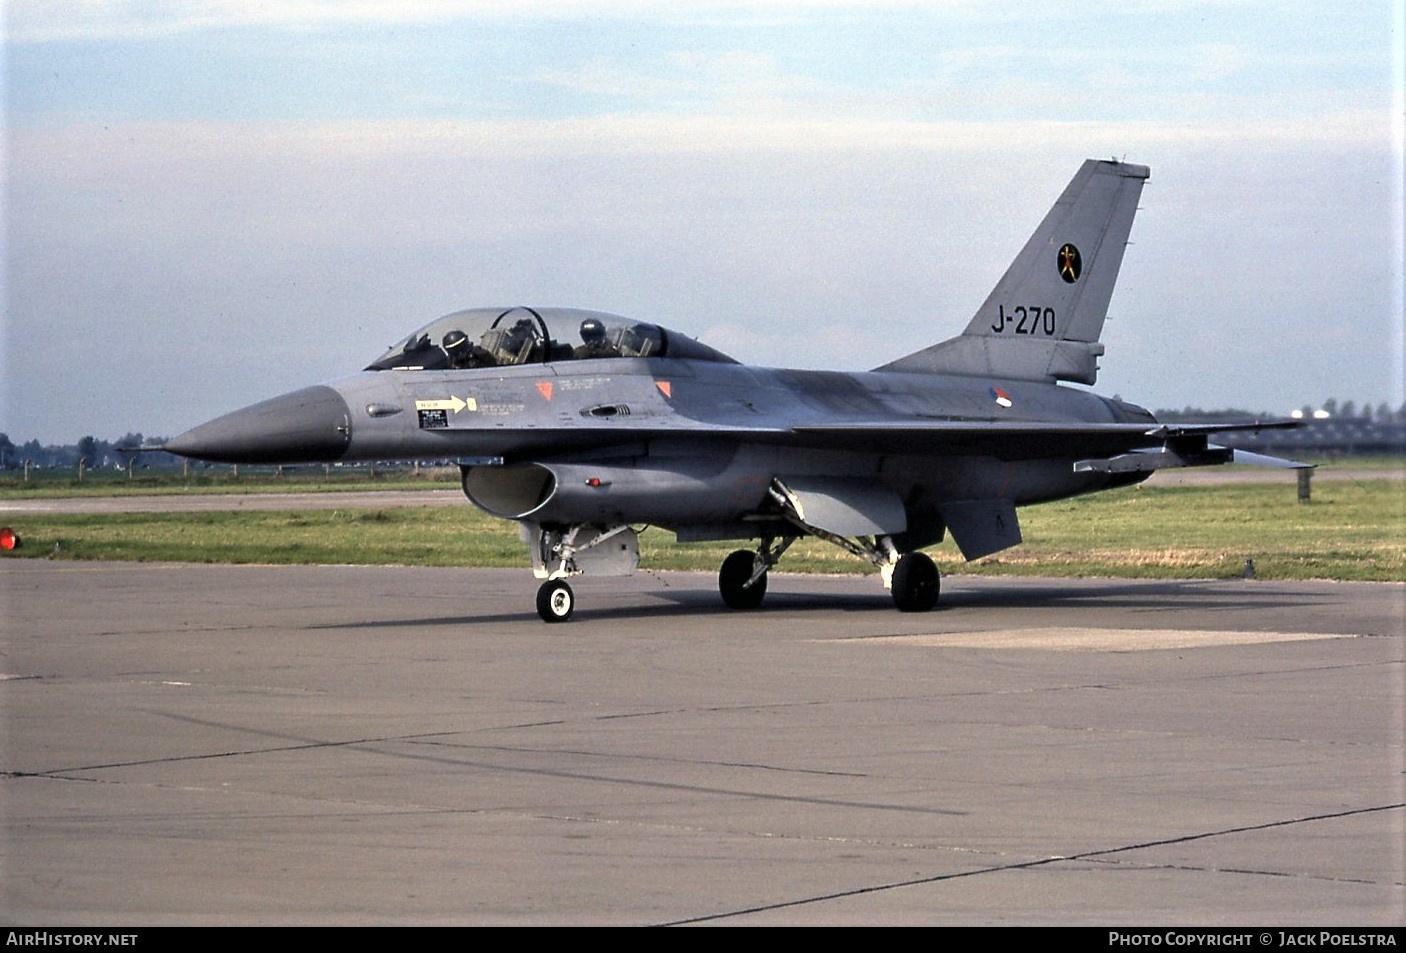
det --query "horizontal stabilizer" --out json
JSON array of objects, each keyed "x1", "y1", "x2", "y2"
[
  {"x1": 1148, "y1": 421, "x2": 1302, "y2": 439},
  {"x1": 1232, "y1": 449, "x2": 1314, "y2": 469},
  {"x1": 1074, "y1": 444, "x2": 1312, "y2": 474}
]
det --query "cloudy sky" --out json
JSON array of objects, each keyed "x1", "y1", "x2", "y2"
[{"x1": 4, "y1": 1, "x2": 1402, "y2": 444}]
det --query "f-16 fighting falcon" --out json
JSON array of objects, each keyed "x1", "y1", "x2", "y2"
[{"x1": 165, "y1": 159, "x2": 1305, "y2": 622}]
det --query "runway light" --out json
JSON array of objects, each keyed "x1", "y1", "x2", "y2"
[{"x1": 0, "y1": 527, "x2": 20, "y2": 552}]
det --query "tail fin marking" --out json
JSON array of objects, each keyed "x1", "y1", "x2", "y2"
[{"x1": 879, "y1": 159, "x2": 1149, "y2": 385}]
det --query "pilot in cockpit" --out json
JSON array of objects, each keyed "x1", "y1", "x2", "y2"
[
  {"x1": 442, "y1": 329, "x2": 493, "y2": 369},
  {"x1": 573, "y1": 318, "x2": 619, "y2": 359}
]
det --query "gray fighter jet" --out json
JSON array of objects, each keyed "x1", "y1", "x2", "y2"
[{"x1": 165, "y1": 159, "x2": 1305, "y2": 622}]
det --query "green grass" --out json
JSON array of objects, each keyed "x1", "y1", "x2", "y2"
[
  {"x1": 3, "y1": 479, "x2": 1401, "y2": 582},
  {"x1": 0, "y1": 466, "x2": 458, "y2": 499},
  {"x1": 1, "y1": 508, "x2": 519, "y2": 567},
  {"x1": 966, "y1": 480, "x2": 1404, "y2": 581},
  {"x1": 6, "y1": 457, "x2": 1400, "y2": 500}
]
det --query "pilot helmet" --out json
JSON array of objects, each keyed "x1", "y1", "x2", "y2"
[
  {"x1": 580, "y1": 318, "x2": 606, "y2": 343},
  {"x1": 442, "y1": 329, "x2": 469, "y2": 354}
]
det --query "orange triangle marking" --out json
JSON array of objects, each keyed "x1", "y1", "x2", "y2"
[
  {"x1": 535, "y1": 381, "x2": 553, "y2": 402},
  {"x1": 655, "y1": 380, "x2": 672, "y2": 399}
]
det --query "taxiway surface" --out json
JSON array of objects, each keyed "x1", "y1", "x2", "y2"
[{"x1": 3, "y1": 563, "x2": 1402, "y2": 925}]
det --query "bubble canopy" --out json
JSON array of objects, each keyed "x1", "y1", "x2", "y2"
[{"x1": 367, "y1": 306, "x2": 737, "y2": 371}]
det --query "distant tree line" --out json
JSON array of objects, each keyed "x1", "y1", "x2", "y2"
[
  {"x1": 0, "y1": 432, "x2": 183, "y2": 471},
  {"x1": 1152, "y1": 401, "x2": 1406, "y2": 457},
  {"x1": 1154, "y1": 400, "x2": 1406, "y2": 423}
]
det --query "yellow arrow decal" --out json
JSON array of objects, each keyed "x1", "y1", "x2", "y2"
[{"x1": 415, "y1": 396, "x2": 476, "y2": 413}]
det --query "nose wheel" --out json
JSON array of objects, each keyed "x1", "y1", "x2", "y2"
[{"x1": 536, "y1": 579, "x2": 575, "y2": 623}]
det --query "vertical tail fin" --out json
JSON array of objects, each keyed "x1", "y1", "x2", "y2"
[{"x1": 880, "y1": 159, "x2": 1149, "y2": 385}]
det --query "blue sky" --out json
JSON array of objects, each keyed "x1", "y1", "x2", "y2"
[{"x1": 4, "y1": 1, "x2": 1403, "y2": 442}]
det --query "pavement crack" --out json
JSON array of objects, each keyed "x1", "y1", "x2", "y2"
[{"x1": 658, "y1": 802, "x2": 1406, "y2": 925}]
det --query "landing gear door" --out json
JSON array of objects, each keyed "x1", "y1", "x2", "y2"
[{"x1": 520, "y1": 521, "x2": 641, "y2": 579}]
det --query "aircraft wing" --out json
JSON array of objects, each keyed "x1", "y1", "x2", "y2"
[
  {"x1": 787, "y1": 419, "x2": 1308, "y2": 471},
  {"x1": 462, "y1": 418, "x2": 1307, "y2": 474}
]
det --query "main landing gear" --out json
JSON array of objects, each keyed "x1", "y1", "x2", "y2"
[
  {"x1": 714, "y1": 477, "x2": 941, "y2": 614},
  {"x1": 715, "y1": 538, "x2": 939, "y2": 613}
]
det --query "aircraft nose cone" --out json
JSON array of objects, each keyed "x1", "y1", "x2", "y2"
[{"x1": 165, "y1": 385, "x2": 352, "y2": 464}]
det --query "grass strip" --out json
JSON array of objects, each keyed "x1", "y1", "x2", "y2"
[{"x1": 3, "y1": 480, "x2": 1400, "y2": 582}]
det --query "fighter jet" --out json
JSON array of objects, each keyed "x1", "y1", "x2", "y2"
[{"x1": 165, "y1": 159, "x2": 1305, "y2": 622}]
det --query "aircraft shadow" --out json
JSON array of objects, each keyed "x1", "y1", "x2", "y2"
[{"x1": 312, "y1": 577, "x2": 1337, "y2": 630}]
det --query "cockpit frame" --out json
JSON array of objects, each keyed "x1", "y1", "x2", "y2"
[{"x1": 366, "y1": 306, "x2": 737, "y2": 372}]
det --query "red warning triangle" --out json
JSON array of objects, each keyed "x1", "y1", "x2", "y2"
[
  {"x1": 535, "y1": 381, "x2": 553, "y2": 402},
  {"x1": 655, "y1": 380, "x2": 672, "y2": 399}
]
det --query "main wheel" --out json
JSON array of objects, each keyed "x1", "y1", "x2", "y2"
[
  {"x1": 891, "y1": 552, "x2": 940, "y2": 612},
  {"x1": 536, "y1": 579, "x2": 575, "y2": 623},
  {"x1": 719, "y1": 549, "x2": 767, "y2": 609}
]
